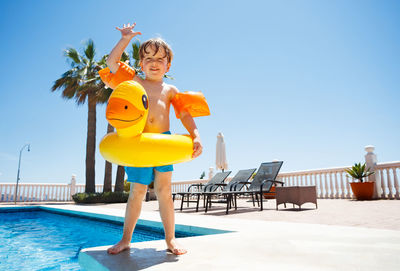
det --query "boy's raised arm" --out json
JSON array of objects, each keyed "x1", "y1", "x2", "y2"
[{"x1": 106, "y1": 23, "x2": 141, "y2": 73}]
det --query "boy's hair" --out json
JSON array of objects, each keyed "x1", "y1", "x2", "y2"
[{"x1": 139, "y1": 38, "x2": 173, "y2": 64}]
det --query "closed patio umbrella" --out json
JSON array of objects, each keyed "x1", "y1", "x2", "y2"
[{"x1": 216, "y1": 132, "x2": 228, "y2": 172}]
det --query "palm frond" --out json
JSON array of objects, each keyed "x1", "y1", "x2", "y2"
[
  {"x1": 98, "y1": 54, "x2": 108, "y2": 66},
  {"x1": 81, "y1": 57, "x2": 88, "y2": 65},
  {"x1": 76, "y1": 94, "x2": 87, "y2": 105},
  {"x1": 131, "y1": 40, "x2": 141, "y2": 69},
  {"x1": 54, "y1": 42, "x2": 117, "y2": 106},
  {"x1": 74, "y1": 84, "x2": 91, "y2": 105},
  {"x1": 51, "y1": 76, "x2": 68, "y2": 92},
  {"x1": 62, "y1": 81, "x2": 80, "y2": 99},
  {"x1": 84, "y1": 39, "x2": 96, "y2": 61},
  {"x1": 51, "y1": 68, "x2": 80, "y2": 95},
  {"x1": 84, "y1": 78, "x2": 98, "y2": 84},
  {"x1": 121, "y1": 51, "x2": 130, "y2": 63},
  {"x1": 64, "y1": 48, "x2": 81, "y2": 65},
  {"x1": 78, "y1": 66, "x2": 88, "y2": 79},
  {"x1": 96, "y1": 87, "x2": 113, "y2": 104}
]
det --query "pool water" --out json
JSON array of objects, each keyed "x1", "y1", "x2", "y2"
[{"x1": 0, "y1": 209, "x2": 196, "y2": 271}]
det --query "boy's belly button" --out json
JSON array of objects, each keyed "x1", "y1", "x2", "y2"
[{"x1": 149, "y1": 117, "x2": 154, "y2": 123}]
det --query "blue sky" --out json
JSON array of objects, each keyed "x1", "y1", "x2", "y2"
[{"x1": 0, "y1": 0, "x2": 399, "y2": 184}]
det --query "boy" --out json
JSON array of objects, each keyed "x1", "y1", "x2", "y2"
[{"x1": 103, "y1": 23, "x2": 203, "y2": 255}]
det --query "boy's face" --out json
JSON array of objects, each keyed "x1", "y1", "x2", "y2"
[{"x1": 140, "y1": 45, "x2": 170, "y2": 81}]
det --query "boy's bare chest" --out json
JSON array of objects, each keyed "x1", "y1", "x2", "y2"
[
  {"x1": 139, "y1": 83, "x2": 172, "y2": 129},
  {"x1": 141, "y1": 83, "x2": 170, "y2": 112}
]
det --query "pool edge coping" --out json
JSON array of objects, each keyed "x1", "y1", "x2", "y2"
[{"x1": 0, "y1": 205, "x2": 233, "y2": 236}]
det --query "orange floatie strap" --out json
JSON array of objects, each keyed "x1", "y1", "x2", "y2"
[
  {"x1": 98, "y1": 61, "x2": 136, "y2": 89},
  {"x1": 171, "y1": 92, "x2": 210, "y2": 119}
]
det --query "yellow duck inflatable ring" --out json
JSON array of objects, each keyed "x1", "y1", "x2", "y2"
[
  {"x1": 99, "y1": 62, "x2": 210, "y2": 167},
  {"x1": 100, "y1": 80, "x2": 204, "y2": 167}
]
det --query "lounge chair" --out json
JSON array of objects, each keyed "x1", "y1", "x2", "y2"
[
  {"x1": 173, "y1": 171, "x2": 231, "y2": 212},
  {"x1": 223, "y1": 161, "x2": 284, "y2": 213},
  {"x1": 202, "y1": 168, "x2": 257, "y2": 214}
]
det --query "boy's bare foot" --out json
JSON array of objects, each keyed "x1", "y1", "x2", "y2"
[
  {"x1": 107, "y1": 241, "x2": 131, "y2": 254},
  {"x1": 166, "y1": 239, "x2": 187, "y2": 255}
]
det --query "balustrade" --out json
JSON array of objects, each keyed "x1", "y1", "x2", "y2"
[
  {"x1": 1, "y1": 150, "x2": 398, "y2": 202},
  {"x1": 0, "y1": 180, "x2": 117, "y2": 203},
  {"x1": 375, "y1": 162, "x2": 400, "y2": 199}
]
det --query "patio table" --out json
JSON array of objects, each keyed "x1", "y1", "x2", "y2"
[{"x1": 276, "y1": 186, "x2": 318, "y2": 210}]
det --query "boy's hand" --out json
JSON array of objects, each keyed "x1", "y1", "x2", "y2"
[
  {"x1": 116, "y1": 23, "x2": 142, "y2": 40},
  {"x1": 192, "y1": 137, "x2": 203, "y2": 158}
]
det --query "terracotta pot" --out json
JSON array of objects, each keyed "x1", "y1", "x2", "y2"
[{"x1": 350, "y1": 182, "x2": 374, "y2": 200}]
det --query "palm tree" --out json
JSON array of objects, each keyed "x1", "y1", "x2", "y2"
[
  {"x1": 98, "y1": 54, "x2": 114, "y2": 193},
  {"x1": 52, "y1": 40, "x2": 110, "y2": 193},
  {"x1": 115, "y1": 166, "x2": 126, "y2": 192},
  {"x1": 113, "y1": 46, "x2": 140, "y2": 192},
  {"x1": 103, "y1": 117, "x2": 114, "y2": 192}
]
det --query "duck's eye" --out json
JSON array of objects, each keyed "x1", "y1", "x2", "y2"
[
  {"x1": 124, "y1": 105, "x2": 128, "y2": 110},
  {"x1": 142, "y1": 95, "x2": 148, "y2": 109}
]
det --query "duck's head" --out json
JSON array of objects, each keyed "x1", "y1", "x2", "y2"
[{"x1": 106, "y1": 81, "x2": 149, "y2": 137}]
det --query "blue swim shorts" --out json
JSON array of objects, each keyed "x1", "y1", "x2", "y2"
[{"x1": 125, "y1": 131, "x2": 174, "y2": 185}]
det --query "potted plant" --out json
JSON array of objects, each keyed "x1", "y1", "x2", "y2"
[{"x1": 345, "y1": 162, "x2": 375, "y2": 200}]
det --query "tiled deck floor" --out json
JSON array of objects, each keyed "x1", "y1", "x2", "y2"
[
  {"x1": 8, "y1": 198, "x2": 400, "y2": 230},
  {"x1": 104, "y1": 197, "x2": 400, "y2": 231}
]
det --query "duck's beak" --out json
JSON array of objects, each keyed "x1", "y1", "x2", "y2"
[{"x1": 106, "y1": 97, "x2": 144, "y2": 129}]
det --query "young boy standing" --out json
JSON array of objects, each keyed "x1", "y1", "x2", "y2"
[{"x1": 102, "y1": 23, "x2": 203, "y2": 256}]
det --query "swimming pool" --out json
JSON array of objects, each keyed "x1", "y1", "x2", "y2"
[{"x1": 0, "y1": 206, "x2": 225, "y2": 271}]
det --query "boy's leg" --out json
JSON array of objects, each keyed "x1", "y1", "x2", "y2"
[
  {"x1": 154, "y1": 170, "x2": 187, "y2": 255},
  {"x1": 107, "y1": 182, "x2": 147, "y2": 254}
]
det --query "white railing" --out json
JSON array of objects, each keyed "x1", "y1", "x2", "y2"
[
  {"x1": 376, "y1": 161, "x2": 400, "y2": 199},
  {"x1": 2, "y1": 161, "x2": 398, "y2": 202},
  {"x1": 2, "y1": 147, "x2": 398, "y2": 202},
  {"x1": 0, "y1": 182, "x2": 112, "y2": 203},
  {"x1": 278, "y1": 166, "x2": 352, "y2": 199}
]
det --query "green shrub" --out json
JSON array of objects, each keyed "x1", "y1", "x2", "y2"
[
  {"x1": 123, "y1": 179, "x2": 130, "y2": 192},
  {"x1": 72, "y1": 191, "x2": 129, "y2": 204},
  {"x1": 123, "y1": 179, "x2": 154, "y2": 191}
]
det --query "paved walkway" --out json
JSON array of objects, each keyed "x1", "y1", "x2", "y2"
[
  {"x1": 100, "y1": 198, "x2": 400, "y2": 231},
  {"x1": 7, "y1": 198, "x2": 400, "y2": 230}
]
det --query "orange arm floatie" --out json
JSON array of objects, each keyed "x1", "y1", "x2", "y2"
[
  {"x1": 171, "y1": 92, "x2": 210, "y2": 119},
  {"x1": 98, "y1": 61, "x2": 136, "y2": 89}
]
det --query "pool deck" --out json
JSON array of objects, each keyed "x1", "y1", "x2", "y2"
[{"x1": 3, "y1": 199, "x2": 400, "y2": 270}]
